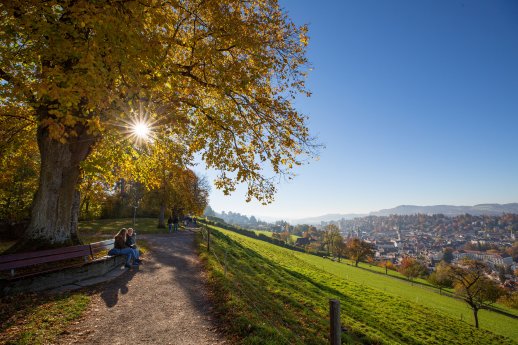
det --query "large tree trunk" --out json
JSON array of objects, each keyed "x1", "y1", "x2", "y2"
[{"x1": 18, "y1": 124, "x2": 95, "y2": 250}]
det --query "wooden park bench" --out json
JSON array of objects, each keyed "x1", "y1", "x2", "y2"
[
  {"x1": 0, "y1": 245, "x2": 92, "y2": 279},
  {"x1": 89, "y1": 239, "x2": 115, "y2": 260},
  {"x1": 0, "y1": 239, "x2": 118, "y2": 280}
]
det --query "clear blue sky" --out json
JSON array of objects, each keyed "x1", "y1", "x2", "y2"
[{"x1": 200, "y1": 0, "x2": 518, "y2": 220}]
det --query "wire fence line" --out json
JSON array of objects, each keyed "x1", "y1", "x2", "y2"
[{"x1": 200, "y1": 224, "x2": 318, "y2": 345}]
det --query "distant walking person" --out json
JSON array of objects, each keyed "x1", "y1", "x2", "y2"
[
  {"x1": 168, "y1": 216, "x2": 173, "y2": 233},
  {"x1": 173, "y1": 214, "x2": 179, "y2": 232}
]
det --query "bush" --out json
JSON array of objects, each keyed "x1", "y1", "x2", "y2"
[{"x1": 498, "y1": 291, "x2": 518, "y2": 309}]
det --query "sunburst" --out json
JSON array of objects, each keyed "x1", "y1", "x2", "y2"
[{"x1": 117, "y1": 109, "x2": 158, "y2": 145}]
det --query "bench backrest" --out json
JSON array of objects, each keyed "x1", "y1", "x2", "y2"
[
  {"x1": 89, "y1": 239, "x2": 115, "y2": 256},
  {"x1": 0, "y1": 245, "x2": 91, "y2": 271}
]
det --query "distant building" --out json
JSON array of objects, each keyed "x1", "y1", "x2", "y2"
[{"x1": 453, "y1": 250, "x2": 514, "y2": 267}]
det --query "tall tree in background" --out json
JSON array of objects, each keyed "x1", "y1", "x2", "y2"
[
  {"x1": 442, "y1": 247, "x2": 454, "y2": 264},
  {"x1": 449, "y1": 260, "x2": 503, "y2": 328},
  {"x1": 0, "y1": 0, "x2": 315, "y2": 248},
  {"x1": 332, "y1": 235, "x2": 346, "y2": 262},
  {"x1": 346, "y1": 238, "x2": 374, "y2": 267},
  {"x1": 322, "y1": 224, "x2": 340, "y2": 256},
  {"x1": 427, "y1": 261, "x2": 453, "y2": 294}
]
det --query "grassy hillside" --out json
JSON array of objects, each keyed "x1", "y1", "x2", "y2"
[
  {"x1": 200, "y1": 225, "x2": 517, "y2": 345},
  {"x1": 253, "y1": 230, "x2": 300, "y2": 243}
]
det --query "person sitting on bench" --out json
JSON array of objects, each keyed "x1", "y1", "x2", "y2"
[
  {"x1": 126, "y1": 228, "x2": 142, "y2": 263},
  {"x1": 108, "y1": 228, "x2": 139, "y2": 268}
]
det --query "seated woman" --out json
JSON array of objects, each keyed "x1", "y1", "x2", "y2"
[
  {"x1": 126, "y1": 228, "x2": 142, "y2": 263},
  {"x1": 108, "y1": 228, "x2": 139, "y2": 268}
]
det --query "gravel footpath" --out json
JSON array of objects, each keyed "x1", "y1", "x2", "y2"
[{"x1": 58, "y1": 229, "x2": 226, "y2": 345}]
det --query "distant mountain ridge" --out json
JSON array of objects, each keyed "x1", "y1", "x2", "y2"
[
  {"x1": 289, "y1": 213, "x2": 366, "y2": 225},
  {"x1": 371, "y1": 203, "x2": 518, "y2": 217},
  {"x1": 289, "y1": 203, "x2": 518, "y2": 224}
]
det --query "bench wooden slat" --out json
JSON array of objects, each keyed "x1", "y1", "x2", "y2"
[
  {"x1": 0, "y1": 239, "x2": 120, "y2": 280},
  {"x1": 0, "y1": 246, "x2": 91, "y2": 271},
  {"x1": 0, "y1": 245, "x2": 91, "y2": 263}
]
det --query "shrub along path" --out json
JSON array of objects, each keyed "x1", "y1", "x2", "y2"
[{"x1": 57, "y1": 229, "x2": 226, "y2": 345}]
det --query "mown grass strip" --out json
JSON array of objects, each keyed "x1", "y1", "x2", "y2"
[
  {"x1": 0, "y1": 292, "x2": 90, "y2": 345},
  {"x1": 200, "y1": 225, "x2": 517, "y2": 344}
]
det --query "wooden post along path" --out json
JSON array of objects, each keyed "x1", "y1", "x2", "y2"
[{"x1": 329, "y1": 299, "x2": 341, "y2": 345}]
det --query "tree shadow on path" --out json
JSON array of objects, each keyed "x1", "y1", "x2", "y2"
[
  {"x1": 143, "y1": 229, "x2": 214, "y2": 317},
  {"x1": 98, "y1": 268, "x2": 139, "y2": 308}
]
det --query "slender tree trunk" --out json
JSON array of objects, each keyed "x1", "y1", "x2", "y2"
[
  {"x1": 355, "y1": 259, "x2": 359, "y2": 267},
  {"x1": 158, "y1": 203, "x2": 166, "y2": 228},
  {"x1": 17, "y1": 123, "x2": 95, "y2": 249},
  {"x1": 473, "y1": 307, "x2": 479, "y2": 328}
]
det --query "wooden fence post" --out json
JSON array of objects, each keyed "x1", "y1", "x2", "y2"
[
  {"x1": 330, "y1": 299, "x2": 341, "y2": 345},
  {"x1": 207, "y1": 226, "x2": 211, "y2": 252},
  {"x1": 224, "y1": 249, "x2": 228, "y2": 277}
]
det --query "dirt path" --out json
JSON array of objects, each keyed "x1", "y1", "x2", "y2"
[{"x1": 58, "y1": 229, "x2": 226, "y2": 345}]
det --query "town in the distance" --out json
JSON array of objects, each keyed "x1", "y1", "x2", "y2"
[{"x1": 205, "y1": 203, "x2": 518, "y2": 296}]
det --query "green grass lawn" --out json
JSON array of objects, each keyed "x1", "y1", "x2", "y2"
[
  {"x1": 0, "y1": 292, "x2": 90, "y2": 345},
  {"x1": 352, "y1": 261, "x2": 517, "y2": 317},
  {"x1": 78, "y1": 217, "x2": 169, "y2": 236},
  {"x1": 253, "y1": 229, "x2": 300, "y2": 243},
  {"x1": 78, "y1": 218, "x2": 164, "y2": 255},
  {"x1": 201, "y1": 224, "x2": 518, "y2": 344}
]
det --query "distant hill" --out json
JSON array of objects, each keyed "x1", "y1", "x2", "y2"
[
  {"x1": 370, "y1": 203, "x2": 518, "y2": 217},
  {"x1": 290, "y1": 213, "x2": 366, "y2": 225},
  {"x1": 287, "y1": 203, "x2": 518, "y2": 224}
]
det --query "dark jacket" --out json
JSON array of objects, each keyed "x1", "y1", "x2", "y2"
[
  {"x1": 114, "y1": 235, "x2": 127, "y2": 249},
  {"x1": 125, "y1": 234, "x2": 136, "y2": 248}
]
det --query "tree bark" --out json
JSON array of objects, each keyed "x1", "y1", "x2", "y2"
[
  {"x1": 158, "y1": 203, "x2": 166, "y2": 228},
  {"x1": 70, "y1": 189, "x2": 82, "y2": 244},
  {"x1": 19, "y1": 123, "x2": 95, "y2": 249}
]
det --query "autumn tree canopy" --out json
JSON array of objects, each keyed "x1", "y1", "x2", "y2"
[
  {"x1": 398, "y1": 257, "x2": 427, "y2": 282},
  {"x1": 0, "y1": 0, "x2": 316, "y2": 247},
  {"x1": 345, "y1": 238, "x2": 374, "y2": 267},
  {"x1": 449, "y1": 260, "x2": 503, "y2": 329}
]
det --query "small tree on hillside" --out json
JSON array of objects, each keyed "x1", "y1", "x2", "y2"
[
  {"x1": 398, "y1": 257, "x2": 427, "y2": 283},
  {"x1": 449, "y1": 260, "x2": 503, "y2": 328},
  {"x1": 427, "y1": 261, "x2": 453, "y2": 294},
  {"x1": 323, "y1": 224, "x2": 341, "y2": 256},
  {"x1": 346, "y1": 238, "x2": 374, "y2": 267},
  {"x1": 379, "y1": 260, "x2": 395, "y2": 275},
  {"x1": 332, "y1": 235, "x2": 347, "y2": 262}
]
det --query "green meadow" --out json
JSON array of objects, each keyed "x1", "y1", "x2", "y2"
[
  {"x1": 200, "y1": 224, "x2": 518, "y2": 344},
  {"x1": 253, "y1": 229, "x2": 300, "y2": 242}
]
